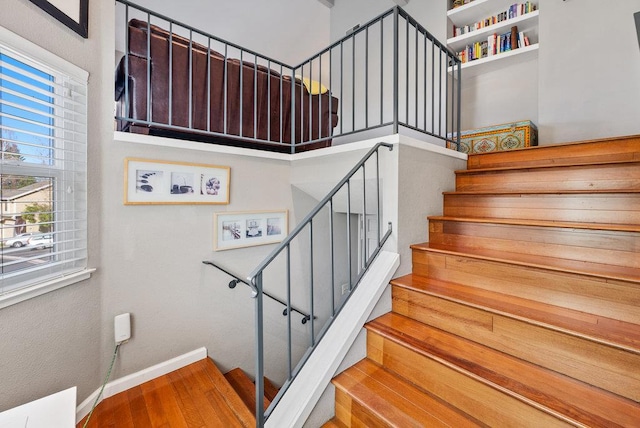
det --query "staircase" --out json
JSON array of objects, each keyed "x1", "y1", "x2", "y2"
[{"x1": 325, "y1": 136, "x2": 640, "y2": 427}]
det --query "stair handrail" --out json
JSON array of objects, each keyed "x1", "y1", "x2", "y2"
[
  {"x1": 201, "y1": 260, "x2": 312, "y2": 324},
  {"x1": 248, "y1": 141, "x2": 394, "y2": 426}
]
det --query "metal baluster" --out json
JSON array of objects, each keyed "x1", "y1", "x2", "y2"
[
  {"x1": 146, "y1": 12, "x2": 151, "y2": 124},
  {"x1": 309, "y1": 220, "x2": 315, "y2": 346},
  {"x1": 362, "y1": 163, "x2": 367, "y2": 268},
  {"x1": 456, "y1": 60, "x2": 462, "y2": 150},
  {"x1": 206, "y1": 37, "x2": 211, "y2": 132},
  {"x1": 124, "y1": 5, "x2": 130, "y2": 121},
  {"x1": 240, "y1": 50, "x2": 243, "y2": 137},
  {"x1": 329, "y1": 198, "x2": 335, "y2": 316},
  {"x1": 423, "y1": 32, "x2": 427, "y2": 133},
  {"x1": 254, "y1": 60, "x2": 258, "y2": 139},
  {"x1": 439, "y1": 46, "x2": 442, "y2": 137},
  {"x1": 169, "y1": 22, "x2": 173, "y2": 126},
  {"x1": 268, "y1": 59, "x2": 271, "y2": 142},
  {"x1": 351, "y1": 35, "x2": 355, "y2": 133},
  {"x1": 346, "y1": 179, "x2": 352, "y2": 289},
  {"x1": 405, "y1": 17, "x2": 409, "y2": 127},
  {"x1": 393, "y1": 8, "x2": 399, "y2": 133},
  {"x1": 286, "y1": 244, "x2": 292, "y2": 379},
  {"x1": 376, "y1": 150, "x2": 381, "y2": 247},
  {"x1": 189, "y1": 29, "x2": 193, "y2": 129},
  {"x1": 365, "y1": 26, "x2": 369, "y2": 129},
  {"x1": 340, "y1": 41, "x2": 344, "y2": 135},
  {"x1": 431, "y1": 40, "x2": 435, "y2": 134},
  {"x1": 414, "y1": 25, "x2": 418, "y2": 127},
  {"x1": 319, "y1": 54, "x2": 322, "y2": 140},
  {"x1": 254, "y1": 273, "x2": 265, "y2": 427},
  {"x1": 223, "y1": 44, "x2": 228, "y2": 134},
  {"x1": 380, "y1": 17, "x2": 384, "y2": 126}
]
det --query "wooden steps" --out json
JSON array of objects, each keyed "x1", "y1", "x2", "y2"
[
  {"x1": 224, "y1": 367, "x2": 279, "y2": 413},
  {"x1": 366, "y1": 313, "x2": 640, "y2": 428},
  {"x1": 332, "y1": 358, "x2": 482, "y2": 427},
  {"x1": 326, "y1": 137, "x2": 640, "y2": 427},
  {"x1": 391, "y1": 274, "x2": 640, "y2": 401},
  {"x1": 443, "y1": 191, "x2": 640, "y2": 226},
  {"x1": 78, "y1": 358, "x2": 254, "y2": 427},
  {"x1": 427, "y1": 217, "x2": 640, "y2": 269},
  {"x1": 456, "y1": 160, "x2": 640, "y2": 193},
  {"x1": 466, "y1": 135, "x2": 640, "y2": 170}
]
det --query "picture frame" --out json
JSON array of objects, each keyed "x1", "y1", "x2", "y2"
[
  {"x1": 30, "y1": 0, "x2": 89, "y2": 38},
  {"x1": 214, "y1": 210, "x2": 288, "y2": 251},
  {"x1": 124, "y1": 158, "x2": 230, "y2": 205}
]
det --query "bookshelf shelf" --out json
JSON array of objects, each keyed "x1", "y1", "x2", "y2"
[
  {"x1": 448, "y1": 43, "x2": 539, "y2": 78},
  {"x1": 447, "y1": 10, "x2": 538, "y2": 52},
  {"x1": 447, "y1": 0, "x2": 539, "y2": 77}
]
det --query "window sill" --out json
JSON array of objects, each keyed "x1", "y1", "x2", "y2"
[{"x1": 0, "y1": 268, "x2": 96, "y2": 310}]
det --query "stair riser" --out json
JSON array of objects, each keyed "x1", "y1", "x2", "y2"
[
  {"x1": 334, "y1": 389, "x2": 386, "y2": 428},
  {"x1": 456, "y1": 163, "x2": 640, "y2": 193},
  {"x1": 413, "y1": 250, "x2": 640, "y2": 324},
  {"x1": 392, "y1": 286, "x2": 640, "y2": 401},
  {"x1": 366, "y1": 331, "x2": 573, "y2": 428},
  {"x1": 428, "y1": 220, "x2": 640, "y2": 269},
  {"x1": 466, "y1": 137, "x2": 640, "y2": 170},
  {"x1": 443, "y1": 193, "x2": 640, "y2": 226}
]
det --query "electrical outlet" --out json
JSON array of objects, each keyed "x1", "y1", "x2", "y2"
[
  {"x1": 114, "y1": 313, "x2": 131, "y2": 344},
  {"x1": 341, "y1": 283, "x2": 349, "y2": 295}
]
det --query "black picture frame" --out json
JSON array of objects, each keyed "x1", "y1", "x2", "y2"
[{"x1": 29, "y1": 0, "x2": 89, "y2": 39}]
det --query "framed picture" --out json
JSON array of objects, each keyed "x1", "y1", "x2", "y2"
[
  {"x1": 124, "y1": 158, "x2": 230, "y2": 205},
  {"x1": 214, "y1": 210, "x2": 288, "y2": 251},
  {"x1": 30, "y1": 0, "x2": 89, "y2": 38}
]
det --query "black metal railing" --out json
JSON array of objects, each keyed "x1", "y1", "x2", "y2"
[
  {"x1": 246, "y1": 142, "x2": 394, "y2": 426},
  {"x1": 201, "y1": 260, "x2": 313, "y2": 324},
  {"x1": 114, "y1": 1, "x2": 461, "y2": 153}
]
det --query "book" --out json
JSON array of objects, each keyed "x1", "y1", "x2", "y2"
[{"x1": 510, "y1": 26, "x2": 519, "y2": 50}]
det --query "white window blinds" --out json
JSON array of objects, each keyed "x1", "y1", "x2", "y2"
[{"x1": 0, "y1": 26, "x2": 88, "y2": 298}]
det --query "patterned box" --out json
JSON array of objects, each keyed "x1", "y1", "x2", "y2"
[{"x1": 448, "y1": 120, "x2": 538, "y2": 154}]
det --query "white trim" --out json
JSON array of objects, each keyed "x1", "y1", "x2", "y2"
[
  {"x1": 0, "y1": 25, "x2": 88, "y2": 81},
  {"x1": 75, "y1": 347, "x2": 207, "y2": 424},
  {"x1": 115, "y1": 131, "x2": 467, "y2": 162},
  {"x1": 0, "y1": 268, "x2": 95, "y2": 310},
  {"x1": 265, "y1": 251, "x2": 400, "y2": 428}
]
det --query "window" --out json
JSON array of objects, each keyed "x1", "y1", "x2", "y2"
[{"x1": 0, "y1": 26, "x2": 89, "y2": 306}]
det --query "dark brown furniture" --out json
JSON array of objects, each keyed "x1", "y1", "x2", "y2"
[{"x1": 115, "y1": 19, "x2": 339, "y2": 152}]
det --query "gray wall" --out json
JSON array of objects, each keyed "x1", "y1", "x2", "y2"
[
  {"x1": 0, "y1": 0, "x2": 331, "y2": 411},
  {"x1": 0, "y1": 0, "x2": 110, "y2": 410},
  {"x1": 458, "y1": 0, "x2": 640, "y2": 144},
  {"x1": 538, "y1": 0, "x2": 640, "y2": 143}
]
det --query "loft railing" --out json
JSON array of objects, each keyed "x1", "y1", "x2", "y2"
[
  {"x1": 247, "y1": 142, "x2": 393, "y2": 426},
  {"x1": 114, "y1": 1, "x2": 461, "y2": 153}
]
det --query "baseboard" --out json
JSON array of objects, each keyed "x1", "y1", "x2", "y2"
[{"x1": 76, "y1": 347, "x2": 207, "y2": 423}]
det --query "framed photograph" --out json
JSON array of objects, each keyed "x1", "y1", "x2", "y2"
[
  {"x1": 124, "y1": 158, "x2": 230, "y2": 205},
  {"x1": 30, "y1": 0, "x2": 89, "y2": 38},
  {"x1": 214, "y1": 210, "x2": 288, "y2": 251}
]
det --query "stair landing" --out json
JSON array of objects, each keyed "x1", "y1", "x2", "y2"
[{"x1": 77, "y1": 358, "x2": 254, "y2": 428}]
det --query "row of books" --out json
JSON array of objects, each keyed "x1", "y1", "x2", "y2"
[
  {"x1": 456, "y1": 27, "x2": 531, "y2": 64},
  {"x1": 452, "y1": 2, "x2": 537, "y2": 38}
]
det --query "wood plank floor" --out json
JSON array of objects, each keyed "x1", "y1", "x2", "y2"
[{"x1": 77, "y1": 359, "x2": 254, "y2": 428}]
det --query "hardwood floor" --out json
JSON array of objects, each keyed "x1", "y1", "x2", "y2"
[{"x1": 77, "y1": 359, "x2": 254, "y2": 428}]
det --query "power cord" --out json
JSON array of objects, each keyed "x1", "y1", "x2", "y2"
[{"x1": 82, "y1": 343, "x2": 121, "y2": 428}]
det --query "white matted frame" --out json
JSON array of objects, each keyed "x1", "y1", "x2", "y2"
[
  {"x1": 124, "y1": 158, "x2": 230, "y2": 205},
  {"x1": 214, "y1": 210, "x2": 288, "y2": 251}
]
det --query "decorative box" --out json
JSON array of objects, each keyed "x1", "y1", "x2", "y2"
[{"x1": 449, "y1": 120, "x2": 538, "y2": 154}]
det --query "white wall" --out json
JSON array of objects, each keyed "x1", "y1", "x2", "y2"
[
  {"x1": 123, "y1": 0, "x2": 331, "y2": 65},
  {"x1": 538, "y1": 0, "x2": 640, "y2": 143},
  {"x1": 456, "y1": 0, "x2": 640, "y2": 144},
  {"x1": 0, "y1": 0, "x2": 330, "y2": 412}
]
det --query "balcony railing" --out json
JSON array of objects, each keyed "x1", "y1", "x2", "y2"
[{"x1": 114, "y1": 1, "x2": 461, "y2": 153}]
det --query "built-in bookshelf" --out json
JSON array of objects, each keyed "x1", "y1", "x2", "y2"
[{"x1": 447, "y1": 0, "x2": 539, "y2": 76}]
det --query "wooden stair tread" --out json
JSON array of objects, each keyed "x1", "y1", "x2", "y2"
[
  {"x1": 443, "y1": 189, "x2": 640, "y2": 195},
  {"x1": 321, "y1": 418, "x2": 348, "y2": 428},
  {"x1": 263, "y1": 377, "x2": 279, "y2": 402},
  {"x1": 332, "y1": 358, "x2": 482, "y2": 427},
  {"x1": 391, "y1": 274, "x2": 640, "y2": 353},
  {"x1": 428, "y1": 215, "x2": 640, "y2": 232},
  {"x1": 224, "y1": 367, "x2": 270, "y2": 413},
  {"x1": 77, "y1": 358, "x2": 254, "y2": 428},
  {"x1": 467, "y1": 135, "x2": 640, "y2": 170},
  {"x1": 366, "y1": 313, "x2": 640, "y2": 427},
  {"x1": 456, "y1": 158, "x2": 640, "y2": 175},
  {"x1": 412, "y1": 242, "x2": 640, "y2": 284}
]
